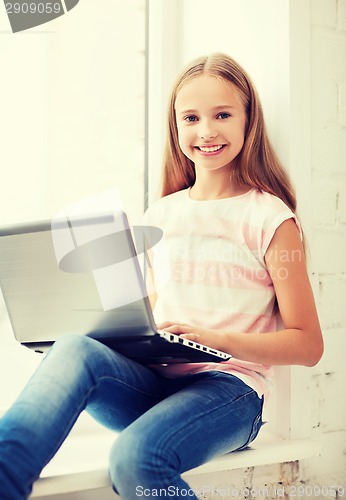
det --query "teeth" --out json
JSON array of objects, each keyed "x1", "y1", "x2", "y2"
[{"x1": 199, "y1": 145, "x2": 223, "y2": 152}]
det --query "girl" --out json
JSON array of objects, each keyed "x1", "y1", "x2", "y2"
[{"x1": 0, "y1": 53, "x2": 323, "y2": 499}]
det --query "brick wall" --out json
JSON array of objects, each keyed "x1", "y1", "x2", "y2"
[{"x1": 301, "y1": 0, "x2": 346, "y2": 491}]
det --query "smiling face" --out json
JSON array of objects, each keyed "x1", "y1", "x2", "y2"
[{"x1": 174, "y1": 74, "x2": 247, "y2": 174}]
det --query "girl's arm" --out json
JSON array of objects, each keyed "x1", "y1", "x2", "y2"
[{"x1": 159, "y1": 219, "x2": 324, "y2": 367}]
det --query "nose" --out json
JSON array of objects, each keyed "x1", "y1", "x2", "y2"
[{"x1": 198, "y1": 120, "x2": 217, "y2": 141}]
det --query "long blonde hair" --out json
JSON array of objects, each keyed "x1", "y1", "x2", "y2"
[{"x1": 161, "y1": 53, "x2": 297, "y2": 215}]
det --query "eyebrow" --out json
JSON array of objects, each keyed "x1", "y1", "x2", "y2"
[{"x1": 177, "y1": 105, "x2": 236, "y2": 115}]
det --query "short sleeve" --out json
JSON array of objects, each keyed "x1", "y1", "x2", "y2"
[{"x1": 261, "y1": 211, "x2": 302, "y2": 258}]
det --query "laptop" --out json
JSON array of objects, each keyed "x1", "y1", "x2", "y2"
[{"x1": 0, "y1": 211, "x2": 231, "y2": 364}]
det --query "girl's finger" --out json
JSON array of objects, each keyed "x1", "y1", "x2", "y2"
[
  {"x1": 157, "y1": 321, "x2": 178, "y2": 329},
  {"x1": 180, "y1": 333, "x2": 197, "y2": 341}
]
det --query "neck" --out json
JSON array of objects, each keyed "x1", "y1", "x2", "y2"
[{"x1": 189, "y1": 167, "x2": 250, "y2": 200}]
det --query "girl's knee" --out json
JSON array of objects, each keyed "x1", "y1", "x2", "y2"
[
  {"x1": 109, "y1": 430, "x2": 161, "y2": 490},
  {"x1": 42, "y1": 335, "x2": 100, "y2": 381},
  {"x1": 109, "y1": 431, "x2": 143, "y2": 479},
  {"x1": 109, "y1": 430, "x2": 186, "y2": 497},
  {"x1": 49, "y1": 335, "x2": 101, "y2": 364},
  {"x1": 51, "y1": 334, "x2": 95, "y2": 352}
]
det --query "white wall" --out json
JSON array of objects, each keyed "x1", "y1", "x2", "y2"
[
  {"x1": 300, "y1": 0, "x2": 346, "y2": 488},
  {"x1": 0, "y1": 0, "x2": 145, "y2": 225}
]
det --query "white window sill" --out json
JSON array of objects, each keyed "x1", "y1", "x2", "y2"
[{"x1": 30, "y1": 428, "x2": 321, "y2": 498}]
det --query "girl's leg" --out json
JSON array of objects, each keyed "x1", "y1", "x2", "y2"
[
  {"x1": 109, "y1": 372, "x2": 263, "y2": 500},
  {"x1": 0, "y1": 334, "x2": 163, "y2": 500}
]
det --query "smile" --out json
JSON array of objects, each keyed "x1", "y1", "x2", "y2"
[{"x1": 197, "y1": 145, "x2": 225, "y2": 153}]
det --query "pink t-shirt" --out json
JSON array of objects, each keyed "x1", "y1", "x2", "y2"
[{"x1": 143, "y1": 188, "x2": 301, "y2": 400}]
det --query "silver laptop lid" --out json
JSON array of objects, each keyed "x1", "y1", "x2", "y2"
[{"x1": 0, "y1": 212, "x2": 157, "y2": 347}]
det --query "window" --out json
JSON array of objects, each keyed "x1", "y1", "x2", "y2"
[{"x1": 0, "y1": 0, "x2": 147, "y2": 411}]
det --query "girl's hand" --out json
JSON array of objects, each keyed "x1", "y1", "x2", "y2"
[{"x1": 157, "y1": 321, "x2": 228, "y2": 352}]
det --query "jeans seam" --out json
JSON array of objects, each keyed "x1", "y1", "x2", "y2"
[{"x1": 236, "y1": 407, "x2": 263, "y2": 450}]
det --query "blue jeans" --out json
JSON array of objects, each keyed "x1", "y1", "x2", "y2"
[{"x1": 0, "y1": 335, "x2": 263, "y2": 499}]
